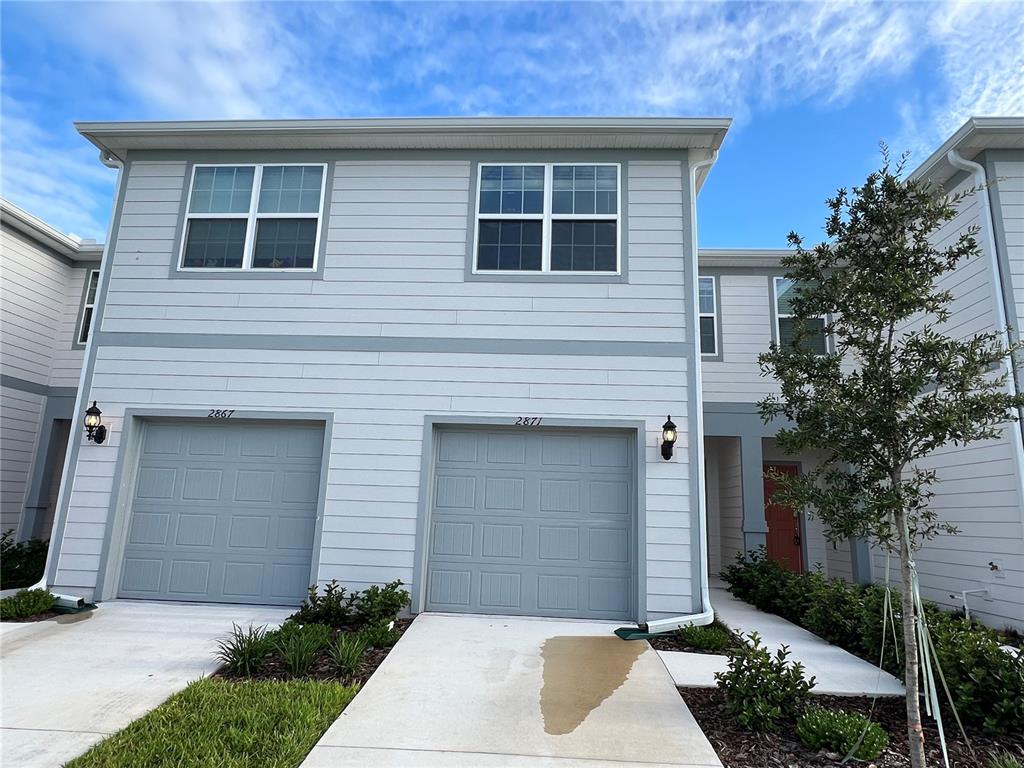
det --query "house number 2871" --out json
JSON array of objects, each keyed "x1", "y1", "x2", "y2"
[{"x1": 514, "y1": 416, "x2": 543, "y2": 426}]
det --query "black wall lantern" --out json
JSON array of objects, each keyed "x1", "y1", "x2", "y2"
[
  {"x1": 84, "y1": 401, "x2": 107, "y2": 444},
  {"x1": 661, "y1": 416, "x2": 677, "y2": 460}
]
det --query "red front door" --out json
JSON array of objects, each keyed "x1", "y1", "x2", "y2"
[{"x1": 763, "y1": 463, "x2": 803, "y2": 573}]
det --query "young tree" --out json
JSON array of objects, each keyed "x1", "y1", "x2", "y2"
[{"x1": 759, "y1": 151, "x2": 1024, "y2": 768}]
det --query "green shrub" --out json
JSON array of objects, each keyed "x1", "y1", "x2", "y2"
[
  {"x1": 270, "y1": 621, "x2": 332, "y2": 676},
  {"x1": 676, "y1": 622, "x2": 734, "y2": 653},
  {"x1": 214, "y1": 623, "x2": 271, "y2": 675},
  {"x1": 0, "y1": 530, "x2": 49, "y2": 589},
  {"x1": 803, "y1": 577, "x2": 865, "y2": 651},
  {"x1": 714, "y1": 631, "x2": 815, "y2": 732},
  {"x1": 857, "y1": 584, "x2": 903, "y2": 675},
  {"x1": 0, "y1": 588, "x2": 56, "y2": 619},
  {"x1": 929, "y1": 615, "x2": 1024, "y2": 735},
  {"x1": 289, "y1": 579, "x2": 409, "y2": 630},
  {"x1": 359, "y1": 621, "x2": 401, "y2": 649},
  {"x1": 290, "y1": 581, "x2": 358, "y2": 629},
  {"x1": 330, "y1": 633, "x2": 367, "y2": 678},
  {"x1": 354, "y1": 580, "x2": 410, "y2": 626},
  {"x1": 795, "y1": 706, "x2": 888, "y2": 760},
  {"x1": 721, "y1": 548, "x2": 820, "y2": 623},
  {"x1": 989, "y1": 752, "x2": 1023, "y2": 768}
]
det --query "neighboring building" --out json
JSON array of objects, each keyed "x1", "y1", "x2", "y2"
[
  {"x1": 1, "y1": 199, "x2": 104, "y2": 541},
  {"x1": 885, "y1": 117, "x2": 1024, "y2": 630},
  {"x1": 28, "y1": 114, "x2": 1024, "y2": 632},
  {"x1": 697, "y1": 249, "x2": 865, "y2": 585},
  {"x1": 698, "y1": 117, "x2": 1024, "y2": 632}
]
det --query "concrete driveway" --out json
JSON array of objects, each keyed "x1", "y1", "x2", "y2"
[
  {"x1": 1, "y1": 600, "x2": 291, "y2": 768},
  {"x1": 303, "y1": 613, "x2": 722, "y2": 768}
]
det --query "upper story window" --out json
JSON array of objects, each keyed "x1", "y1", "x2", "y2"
[
  {"x1": 76, "y1": 269, "x2": 100, "y2": 345},
  {"x1": 474, "y1": 163, "x2": 620, "y2": 274},
  {"x1": 179, "y1": 164, "x2": 327, "y2": 271},
  {"x1": 774, "y1": 277, "x2": 827, "y2": 354},
  {"x1": 698, "y1": 276, "x2": 717, "y2": 355}
]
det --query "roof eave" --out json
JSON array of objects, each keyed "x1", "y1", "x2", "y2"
[
  {"x1": 75, "y1": 116, "x2": 733, "y2": 162},
  {"x1": 911, "y1": 116, "x2": 1024, "y2": 184}
]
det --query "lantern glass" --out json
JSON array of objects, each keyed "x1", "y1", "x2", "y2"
[
  {"x1": 663, "y1": 425, "x2": 677, "y2": 443},
  {"x1": 84, "y1": 403, "x2": 102, "y2": 429}
]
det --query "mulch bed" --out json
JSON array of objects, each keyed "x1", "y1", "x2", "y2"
[
  {"x1": 648, "y1": 632, "x2": 741, "y2": 655},
  {"x1": 0, "y1": 610, "x2": 61, "y2": 623},
  {"x1": 214, "y1": 618, "x2": 414, "y2": 687},
  {"x1": 680, "y1": 687, "x2": 1023, "y2": 768}
]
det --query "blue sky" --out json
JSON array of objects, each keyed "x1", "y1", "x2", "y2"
[{"x1": 1, "y1": 1, "x2": 1022, "y2": 246}]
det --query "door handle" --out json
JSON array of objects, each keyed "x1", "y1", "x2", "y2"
[{"x1": 793, "y1": 532, "x2": 801, "y2": 546}]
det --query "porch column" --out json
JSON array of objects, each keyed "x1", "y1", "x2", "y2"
[
  {"x1": 740, "y1": 435, "x2": 767, "y2": 554},
  {"x1": 850, "y1": 536, "x2": 873, "y2": 584}
]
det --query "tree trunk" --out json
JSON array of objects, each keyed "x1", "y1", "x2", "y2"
[{"x1": 896, "y1": 508, "x2": 927, "y2": 767}]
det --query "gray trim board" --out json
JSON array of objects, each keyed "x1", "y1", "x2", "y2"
[
  {"x1": 0, "y1": 375, "x2": 77, "y2": 399},
  {"x1": 45, "y1": 160, "x2": 131, "y2": 588},
  {"x1": 72, "y1": 263, "x2": 102, "y2": 349},
  {"x1": 166, "y1": 159, "x2": 334, "y2": 280},
  {"x1": 411, "y1": 415, "x2": 648, "y2": 622},
  {"x1": 697, "y1": 271, "x2": 724, "y2": 362},
  {"x1": 93, "y1": 408, "x2": 334, "y2": 602},
  {"x1": 93, "y1": 331, "x2": 692, "y2": 358},
  {"x1": 19, "y1": 394, "x2": 77, "y2": 541},
  {"x1": 982, "y1": 150, "x2": 1024, "y2": 448}
]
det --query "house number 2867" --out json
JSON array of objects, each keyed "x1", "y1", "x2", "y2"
[{"x1": 208, "y1": 409, "x2": 235, "y2": 418}]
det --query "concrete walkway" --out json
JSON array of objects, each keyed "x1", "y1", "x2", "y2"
[
  {"x1": 303, "y1": 613, "x2": 722, "y2": 768},
  {"x1": 659, "y1": 586, "x2": 904, "y2": 697},
  {"x1": 1, "y1": 600, "x2": 291, "y2": 768}
]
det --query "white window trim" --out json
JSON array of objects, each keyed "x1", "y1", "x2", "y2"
[
  {"x1": 472, "y1": 162, "x2": 622, "y2": 276},
  {"x1": 773, "y1": 276, "x2": 829, "y2": 353},
  {"x1": 76, "y1": 268, "x2": 100, "y2": 345},
  {"x1": 698, "y1": 275, "x2": 717, "y2": 356},
  {"x1": 177, "y1": 162, "x2": 328, "y2": 273}
]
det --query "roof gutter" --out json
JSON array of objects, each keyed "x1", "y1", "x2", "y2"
[
  {"x1": 945, "y1": 148, "x2": 1024, "y2": 500},
  {"x1": 641, "y1": 150, "x2": 718, "y2": 634}
]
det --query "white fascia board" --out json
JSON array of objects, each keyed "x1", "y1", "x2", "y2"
[
  {"x1": 0, "y1": 197, "x2": 105, "y2": 260},
  {"x1": 75, "y1": 116, "x2": 733, "y2": 161},
  {"x1": 911, "y1": 116, "x2": 1024, "y2": 184}
]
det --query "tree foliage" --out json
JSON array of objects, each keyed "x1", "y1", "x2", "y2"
[{"x1": 759, "y1": 149, "x2": 1024, "y2": 551}]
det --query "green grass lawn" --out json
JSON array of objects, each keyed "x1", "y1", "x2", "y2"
[{"x1": 66, "y1": 678, "x2": 357, "y2": 768}]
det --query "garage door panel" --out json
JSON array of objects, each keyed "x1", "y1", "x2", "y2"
[
  {"x1": 119, "y1": 421, "x2": 323, "y2": 605},
  {"x1": 426, "y1": 427, "x2": 635, "y2": 620}
]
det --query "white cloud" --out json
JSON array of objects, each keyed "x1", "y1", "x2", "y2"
[
  {"x1": 2, "y1": 0, "x2": 1021, "y2": 238},
  {"x1": 896, "y1": 0, "x2": 1024, "y2": 163}
]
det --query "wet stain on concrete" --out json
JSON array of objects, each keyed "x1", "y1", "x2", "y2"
[
  {"x1": 54, "y1": 610, "x2": 94, "y2": 625},
  {"x1": 540, "y1": 635, "x2": 646, "y2": 735}
]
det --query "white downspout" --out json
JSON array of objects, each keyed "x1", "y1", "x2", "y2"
[
  {"x1": 642, "y1": 151, "x2": 718, "y2": 634},
  {"x1": 28, "y1": 150, "x2": 124, "y2": 609},
  {"x1": 945, "y1": 149, "x2": 1024, "y2": 526}
]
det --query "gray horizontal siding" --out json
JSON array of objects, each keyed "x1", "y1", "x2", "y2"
[
  {"x1": 102, "y1": 158, "x2": 687, "y2": 342},
  {"x1": 0, "y1": 386, "x2": 45, "y2": 535},
  {"x1": 55, "y1": 346, "x2": 695, "y2": 616},
  {"x1": 871, "y1": 170, "x2": 1024, "y2": 630}
]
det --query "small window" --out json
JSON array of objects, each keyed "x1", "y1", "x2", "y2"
[
  {"x1": 475, "y1": 163, "x2": 620, "y2": 274},
  {"x1": 179, "y1": 164, "x2": 326, "y2": 271},
  {"x1": 698, "y1": 276, "x2": 717, "y2": 355},
  {"x1": 774, "y1": 277, "x2": 827, "y2": 354},
  {"x1": 76, "y1": 269, "x2": 100, "y2": 345}
]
